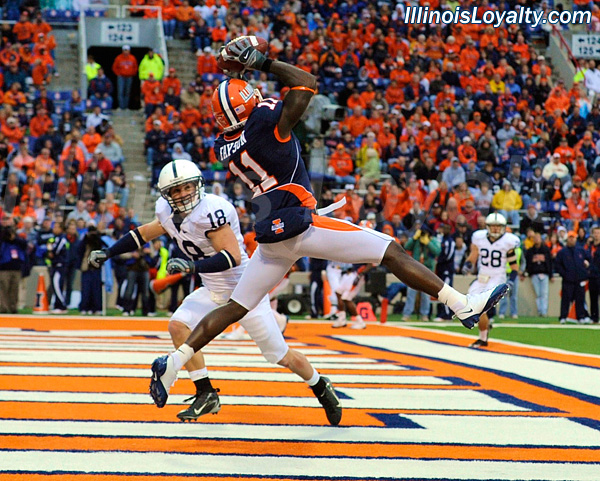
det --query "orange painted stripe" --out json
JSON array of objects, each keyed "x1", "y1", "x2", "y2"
[
  {"x1": 0, "y1": 476, "x2": 329, "y2": 481},
  {"x1": 311, "y1": 214, "x2": 362, "y2": 232},
  {"x1": 274, "y1": 125, "x2": 290, "y2": 143},
  {"x1": 3, "y1": 436, "x2": 600, "y2": 462}
]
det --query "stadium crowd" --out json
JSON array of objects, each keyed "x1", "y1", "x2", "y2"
[{"x1": 2, "y1": 0, "x2": 600, "y2": 323}]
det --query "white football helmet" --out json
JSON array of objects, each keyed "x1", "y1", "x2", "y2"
[
  {"x1": 158, "y1": 159, "x2": 205, "y2": 214},
  {"x1": 485, "y1": 212, "x2": 507, "y2": 240}
]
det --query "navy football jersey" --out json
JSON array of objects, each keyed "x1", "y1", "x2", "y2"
[{"x1": 214, "y1": 98, "x2": 316, "y2": 222}]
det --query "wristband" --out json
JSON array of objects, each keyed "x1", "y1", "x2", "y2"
[
  {"x1": 290, "y1": 86, "x2": 316, "y2": 94},
  {"x1": 260, "y1": 58, "x2": 273, "y2": 73},
  {"x1": 107, "y1": 228, "x2": 145, "y2": 258}
]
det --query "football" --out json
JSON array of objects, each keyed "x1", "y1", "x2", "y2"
[{"x1": 217, "y1": 36, "x2": 269, "y2": 73}]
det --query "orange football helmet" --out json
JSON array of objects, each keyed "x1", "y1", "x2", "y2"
[{"x1": 211, "y1": 78, "x2": 262, "y2": 133}]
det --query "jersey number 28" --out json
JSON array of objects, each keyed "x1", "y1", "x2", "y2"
[{"x1": 480, "y1": 248, "x2": 502, "y2": 268}]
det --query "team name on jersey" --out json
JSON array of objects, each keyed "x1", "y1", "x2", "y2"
[{"x1": 218, "y1": 131, "x2": 247, "y2": 162}]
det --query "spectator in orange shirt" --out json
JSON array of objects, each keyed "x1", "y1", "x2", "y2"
[
  {"x1": 162, "y1": 0, "x2": 177, "y2": 40},
  {"x1": 457, "y1": 136, "x2": 477, "y2": 164},
  {"x1": 82, "y1": 125, "x2": 102, "y2": 156},
  {"x1": 11, "y1": 139, "x2": 35, "y2": 175},
  {"x1": 180, "y1": 103, "x2": 201, "y2": 129},
  {"x1": 554, "y1": 138, "x2": 576, "y2": 164},
  {"x1": 143, "y1": 84, "x2": 165, "y2": 117},
  {"x1": 333, "y1": 184, "x2": 363, "y2": 223},
  {"x1": 359, "y1": 84, "x2": 376, "y2": 110},
  {"x1": 589, "y1": 183, "x2": 600, "y2": 222},
  {"x1": 3, "y1": 82, "x2": 27, "y2": 108},
  {"x1": 346, "y1": 89, "x2": 367, "y2": 111},
  {"x1": 561, "y1": 189, "x2": 588, "y2": 224},
  {"x1": 197, "y1": 46, "x2": 218, "y2": 75},
  {"x1": 175, "y1": 0, "x2": 196, "y2": 39},
  {"x1": 459, "y1": 37, "x2": 480, "y2": 71},
  {"x1": 211, "y1": 18, "x2": 228, "y2": 48},
  {"x1": 29, "y1": 108, "x2": 53, "y2": 145},
  {"x1": 465, "y1": 112, "x2": 487, "y2": 140},
  {"x1": 328, "y1": 143, "x2": 355, "y2": 183},
  {"x1": 31, "y1": 58, "x2": 50, "y2": 87},
  {"x1": 162, "y1": 67, "x2": 182, "y2": 96},
  {"x1": 13, "y1": 13, "x2": 34, "y2": 45},
  {"x1": 112, "y1": 45, "x2": 139, "y2": 110},
  {"x1": 385, "y1": 79, "x2": 404, "y2": 106},
  {"x1": 31, "y1": 12, "x2": 52, "y2": 39},
  {"x1": 2, "y1": 117, "x2": 24, "y2": 147},
  {"x1": 342, "y1": 106, "x2": 369, "y2": 138},
  {"x1": 34, "y1": 148, "x2": 57, "y2": 179}
]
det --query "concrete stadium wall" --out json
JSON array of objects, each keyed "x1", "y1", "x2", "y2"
[{"x1": 22, "y1": 267, "x2": 564, "y2": 317}]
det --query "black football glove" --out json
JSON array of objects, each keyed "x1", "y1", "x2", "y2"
[
  {"x1": 223, "y1": 36, "x2": 268, "y2": 71},
  {"x1": 461, "y1": 260, "x2": 473, "y2": 275},
  {"x1": 167, "y1": 258, "x2": 195, "y2": 275},
  {"x1": 89, "y1": 249, "x2": 109, "y2": 269}
]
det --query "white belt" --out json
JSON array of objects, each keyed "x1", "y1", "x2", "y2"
[
  {"x1": 316, "y1": 197, "x2": 347, "y2": 216},
  {"x1": 477, "y1": 274, "x2": 491, "y2": 284}
]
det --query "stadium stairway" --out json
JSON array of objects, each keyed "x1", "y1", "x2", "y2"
[
  {"x1": 166, "y1": 39, "x2": 197, "y2": 87},
  {"x1": 111, "y1": 110, "x2": 157, "y2": 224},
  {"x1": 50, "y1": 28, "x2": 80, "y2": 91}
]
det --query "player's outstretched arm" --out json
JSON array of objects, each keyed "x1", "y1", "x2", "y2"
[
  {"x1": 271, "y1": 61, "x2": 318, "y2": 140},
  {"x1": 222, "y1": 36, "x2": 317, "y2": 139},
  {"x1": 462, "y1": 244, "x2": 479, "y2": 275},
  {"x1": 166, "y1": 224, "x2": 242, "y2": 275},
  {"x1": 89, "y1": 218, "x2": 167, "y2": 268}
]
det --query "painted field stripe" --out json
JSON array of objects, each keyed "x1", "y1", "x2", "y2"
[
  {"x1": 0, "y1": 389, "x2": 530, "y2": 411},
  {"x1": 0, "y1": 369, "x2": 436, "y2": 384},
  {"x1": 2, "y1": 416, "x2": 600, "y2": 446},
  {"x1": 341, "y1": 335, "x2": 600, "y2": 400},
  {"x1": 0, "y1": 344, "x2": 343, "y2": 355},
  {"x1": 2, "y1": 450, "x2": 600, "y2": 480},
  {"x1": 5, "y1": 436, "x2": 600, "y2": 463},
  {"x1": 0, "y1": 351, "x2": 379, "y2": 366}
]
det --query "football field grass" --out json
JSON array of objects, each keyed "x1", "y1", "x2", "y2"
[{"x1": 382, "y1": 315, "x2": 600, "y2": 356}]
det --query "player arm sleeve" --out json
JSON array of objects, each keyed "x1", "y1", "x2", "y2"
[
  {"x1": 192, "y1": 249, "x2": 237, "y2": 273},
  {"x1": 105, "y1": 228, "x2": 145, "y2": 258}
]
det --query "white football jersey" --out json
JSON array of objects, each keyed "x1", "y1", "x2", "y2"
[
  {"x1": 156, "y1": 194, "x2": 249, "y2": 293},
  {"x1": 471, "y1": 229, "x2": 520, "y2": 278}
]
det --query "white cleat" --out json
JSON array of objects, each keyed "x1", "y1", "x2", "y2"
[
  {"x1": 454, "y1": 284, "x2": 510, "y2": 329},
  {"x1": 149, "y1": 354, "x2": 178, "y2": 408}
]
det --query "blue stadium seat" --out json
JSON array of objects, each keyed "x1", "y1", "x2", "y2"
[{"x1": 202, "y1": 73, "x2": 226, "y2": 83}]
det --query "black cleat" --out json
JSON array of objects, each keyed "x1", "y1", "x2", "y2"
[
  {"x1": 316, "y1": 377, "x2": 342, "y2": 426},
  {"x1": 469, "y1": 339, "x2": 488, "y2": 348},
  {"x1": 177, "y1": 389, "x2": 221, "y2": 422}
]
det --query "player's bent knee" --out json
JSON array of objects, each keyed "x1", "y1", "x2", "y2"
[
  {"x1": 168, "y1": 319, "x2": 191, "y2": 347},
  {"x1": 382, "y1": 241, "x2": 407, "y2": 265}
]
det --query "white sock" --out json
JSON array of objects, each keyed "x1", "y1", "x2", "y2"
[
  {"x1": 479, "y1": 329, "x2": 488, "y2": 342},
  {"x1": 171, "y1": 344, "x2": 194, "y2": 372},
  {"x1": 337, "y1": 311, "x2": 347, "y2": 321},
  {"x1": 305, "y1": 368, "x2": 320, "y2": 386},
  {"x1": 437, "y1": 284, "x2": 467, "y2": 312},
  {"x1": 188, "y1": 367, "x2": 208, "y2": 382}
]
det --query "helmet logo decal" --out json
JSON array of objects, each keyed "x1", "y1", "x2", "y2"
[
  {"x1": 240, "y1": 84, "x2": 254, "y2": 102},
  {"x1": 271, "y1": 218, "x2": 285, "y2": 235}
]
